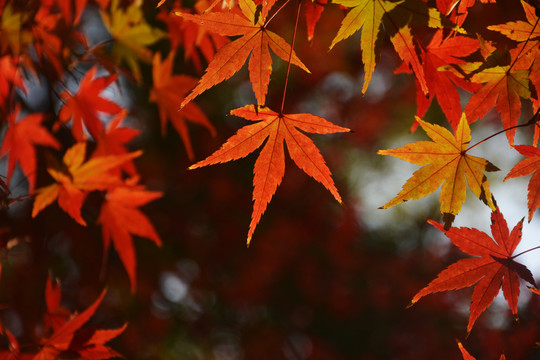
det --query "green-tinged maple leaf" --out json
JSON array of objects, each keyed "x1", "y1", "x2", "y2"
[
  {"x1": 0, "y1": 4, "x2": 32, "y2": 54},
  {"x1": 32, "y1": 142, "x2": 141, "y2": 226},
  {"x1": 505, "y1": 145, "x2": 540, "y2": 222},
  {"x1": 35, "y1": 286, "x2": 126, "y2": 360},
  {"x1": 101, "y1": 0, "x2": 166, "y2": 81},
  {"x1": 329, "y1": 0, "x2": 459, "y2": 94},
  {"x1": 189, "y1": 105, "x2": 350, "y2": 245},
  {"x1": 378, "y1": 114, "x2": 498, "y2": 228},
  {"x1": 0, "y1": 105, "x2": 60, "y2": 192},
  {"x1": 149, "y1": 52, "x2": 215, "y2": 160},
  {"x1": 177, "y1": 0, "x2": 310, "y2": 108},
  {"x1": 410, "y1": 207, "x2": 535, "y2": 333},
  {"x1": 98, "y1": 184, "x2": 162, "y2": 292},
  {"x1": 57, "y1": 66, "x2": 122, "y2": 141}
]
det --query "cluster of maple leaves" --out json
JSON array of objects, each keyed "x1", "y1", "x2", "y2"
[{"x1": 1, "y1": 0, "x2": 540, "y2": 357}]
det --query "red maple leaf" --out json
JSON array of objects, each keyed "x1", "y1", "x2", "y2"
[
  {"x1": 0, "y1": 55, "x2": 25, "y2": 111},
  {"x1": 93, "y1": 109, "x2": 140, "y2": 177},
  {"x1": 177, "y1": 0, "x2": 309, "y2": 107},
  {"x1": 149, "y1": 52, "x2": 215, "y2": 160},
  {"x1": 505, "y1": 145, "x2": 540, "y2": 222},
  {"x1": 98, "y1": 184, "x2": 162, "y2": 292},
  {"x1": 58, "y1": 66, "x2": 121, "y2": 141},
  {"x1": 189, "y1": 105, "x2": 350, "y2": 244},
  {"x1": 397, "y1": 31, "x2": 480, "y2": 131},
  {"x1": 0, "y1": 105, "x2": 60, "y2": 192},
  {"x1": 410, "y1": 206, "x2": 535, "y2": 332},
  {"x1": 35, "y1": 288, "x2": 126, "y2": 360},
  {"x1": 157, "y1": 0, "x2": 230, "y2": 73}
]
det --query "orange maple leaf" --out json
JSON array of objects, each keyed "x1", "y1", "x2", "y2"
[
  {"x1": 58, "y1": 66, "x2": 121, "y2": 141},
  {"x1": 32, "y1": 142, "x2": 141, "y2": 226},
  {"x1": 378, "y1": 114, "x2": 498, "y2": 228},
  {"x1": 456, "y1": 61, "x2": 531, "y2": 146},
  {"x1": 505, "y1": 145, "x2": 540, "y2": 222},
  {"x1": 35, "y1": 288, "x2": 126, "y2": 360},
  {"x1": 149, "y1": 52, "x2": 216, "y2": 160},
  {"x1": 98, "y1": 184, "x2": 162, "y2": 292},
  {"x1": 177, "y1": 0, "x2": 310, "y2": 108},
  {"x1": 0, "y1": 105, "x2": 60, "y2": 192},
  {"x1": 410, "y1": 207, "x2": 536, "y2": 333},
  {"x1": 189, "y1": 105, "x2": 350, "y2": 245}
]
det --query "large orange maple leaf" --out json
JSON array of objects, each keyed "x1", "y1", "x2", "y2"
[
  {"x1": 177, "y1": 0, "x2": 310, "y2": 108},
  {"x1": 98, "y1": 184, "x2": 162, "y2": 292},
  {"x1": 378, "y1": 114, "x2": 498, "y2": 228},
  {"x1": 189, "y1": 105, "x2": 350, "y2": 244},
  {"x1": 410, "y1": 207, "x2": 536, "y2": 333}
]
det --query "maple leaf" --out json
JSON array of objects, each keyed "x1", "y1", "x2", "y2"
[
  {"x1": 0, "y1": 55, "x2": 25, "y2": 111},
  {"x1": 0, "y1": 4, "x2": 32, "y2": 54},
  {"x1": 58, "y1": 66, "x2": 122, "y2": 141},
  {"x1": 410, "y1": 207, "x2": 535, "y2": 333},
  {"x1": 32, "y1": 142, "x2": 141, "y2": 226},
  {"x1": 488, "y1": 0, "x2": 540, "y2": 43},
  {"x1": 0, "y1": 105, "x2": 60, "y2": 193},
  {"x1": 98, "y1": 184, "x2": 162, "y2": 292},
  {"x1": 504, "y1": 145, "x2": 540, "y2": 222},
  {"x1": 31, "y1": 5, "x2": 64, "y2": 78},
  {"x1": 100, "y1": 0, "x2": 166, "y2": 81},
  {"x1": 443, "y1": 59, "x2": 532, "y2": 146},
  {"x1": 304, "y1": 0, "x2": 327, "y2": 42},
  {"x1": 149, "y1": 52, "x2": 216, "y2": 160},
  {"x1": 35, "y1": 288, "x2": 126, "y2": 360},
  {"x1": 329, "y1": 0, "x2": 458, "y2": 94},
  {"x1": 396, "y1": 31, "x2": 480, "y2": 131},
  {"x1": 177, "y1": 0, "x2": 310, "y2": 108},
  {"x1": 93, "y1": 109, "x2": 141, "y2": 177},
  {"x1": 157, "y1": 0, "x2": 230, "y2": 73},
  {"x1": 378, "y1": 114, "x2": 498, "y2": 228},
  {"x1": 457, "y1": 340, "x2": 506, "y2": 360},
  {"x1": 189, "y1": 105, "x2": 350, "y2": 244}
]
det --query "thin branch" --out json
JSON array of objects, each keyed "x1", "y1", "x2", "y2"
[{"x1": 280, "y1": 0, "x2": 302, "y2": 115}]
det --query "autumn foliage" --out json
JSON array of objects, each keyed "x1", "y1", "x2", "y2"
[{"x1": 2, "y1": 0, "x2": 540, "y2": 358}]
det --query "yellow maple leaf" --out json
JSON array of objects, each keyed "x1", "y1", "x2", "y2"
[
  {"x1": 101, "y1": 0, "x2": 166, "y2": 81},
  {"x1": 378, "y1": 114, "x2": 498, "y2": 228}
]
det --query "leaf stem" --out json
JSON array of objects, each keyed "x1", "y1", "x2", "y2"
[
  {"x1": 280, "y1": 0, "x2": 302, "y2": 115},
  {"x1": 466, "y1": 108, "x2": 540, "y2": 152},
  {"x1": 511, "y1": 245, "x2": 540, "y2": 260},
  {"x1": 265, "y1": 0, "x2": 292, "y2": 27}
]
